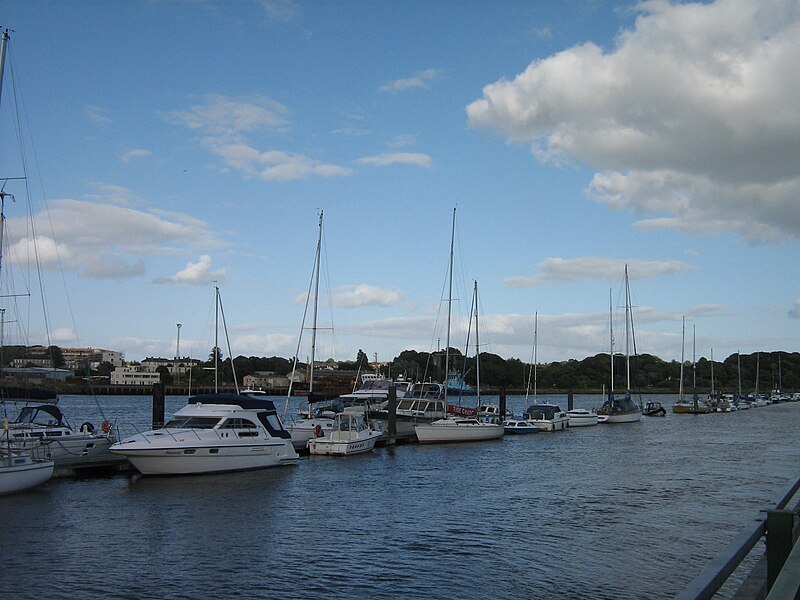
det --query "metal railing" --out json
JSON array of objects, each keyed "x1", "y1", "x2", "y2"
[{"x1": 676, "y1": 476, "x2": 800, "y2": 599}]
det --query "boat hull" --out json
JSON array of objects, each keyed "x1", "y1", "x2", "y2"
[
  {"x1": 0, "y1": 457, "x2": 54, "y2": 495},
  {"x1": 307, "y1": 431, "x2": 382, "y2": 456},
  {"x1": 604, "y1": 411, "x2": 642, "y2": 424},
  {"x1": 566, "y1": 410, "x2": 598, "y2": 427},
  {"x1": 415, "y1": 420, "x2": 504, "y2": 443}
]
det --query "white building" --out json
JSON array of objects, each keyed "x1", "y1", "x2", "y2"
[{"x1": 110, "y1": 364, "x2": 161, "y2": 386}]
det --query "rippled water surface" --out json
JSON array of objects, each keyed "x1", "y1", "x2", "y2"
[{"x1": 2, "y1": 393, "x2": 799, "y2": 599}]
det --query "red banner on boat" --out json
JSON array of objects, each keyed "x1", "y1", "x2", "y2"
[{"x1": 447, "y1": 405, "x2": 478, "y2": 416}]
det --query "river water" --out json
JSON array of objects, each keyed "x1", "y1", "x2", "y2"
[{"x1": 2, "y1": 393, "x2": 798, "y2": 599}]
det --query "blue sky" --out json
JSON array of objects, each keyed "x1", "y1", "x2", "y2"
[{"x1": 2, "y1": 0, "x2": 799, "y2": 370}]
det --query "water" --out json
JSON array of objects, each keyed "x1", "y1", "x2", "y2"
[{"x1": 2, "y1": 393, "x2": 798, "y2": 599}]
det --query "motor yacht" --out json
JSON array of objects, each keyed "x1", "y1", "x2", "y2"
[
  {"x1": 307, "y1": 412, "x2": 383, "y2": 456},
  {"x1": 524, "y1": 403, "x2": 570, "y2": 431},
  {"x1": 110, "y1": 393, "x2": 298, "y2": 475}
]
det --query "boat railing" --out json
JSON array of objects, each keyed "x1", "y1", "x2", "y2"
[{"x1": 676, "y1": 474, "x2": 800, "y2": 599}]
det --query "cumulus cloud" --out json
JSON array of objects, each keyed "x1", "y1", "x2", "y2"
[
  {"x1": 504, "y1": 256, "x2": 694, "y2": 287},
  {"x1": 6, "y1": 196, "x2": 221, "y2": 280},
  {"x1": 466, "y1": 0, "x2": 800, "y2": 243},
  {"x1": 166, "y1": 94, "x2": 350, "y2": 181},
  {"x1": 355, "y1": 153, "x2": 432, "y2": 168},
  {"x1": 155, "y1": 255, "x2": 228, "y2": 286},
  {"x1": 331, "y1": 284, "x2": 404, "y2": 308},
  {"x1": 380, "y1": 68, "x2": 442, "y2": 93}
]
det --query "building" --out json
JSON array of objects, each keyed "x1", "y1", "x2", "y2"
[
  {"x1": 140, "y1": 357, "x2": 200, "y2": 378},
  {"x1": 110, "y1": 364, "x2": 161, "y2": 386},
  {"x1": 242, "y1": 371, "x2": 290, "y2": 389},
  {"x1": 10, "y1": 346, "x2": 53, "y2": 368},
  {"x1": 61, "y1": 347, "x2": 125, "y2": 370}
]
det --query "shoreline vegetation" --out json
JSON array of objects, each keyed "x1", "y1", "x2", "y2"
[{"x1": 5, "y1": 349, "x2": 797, "y2": 398}]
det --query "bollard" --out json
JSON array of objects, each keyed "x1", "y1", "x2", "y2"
[
  {"x1": 152, "y1": 382, "x2": 165, "y2": 430},
  {"x1": 767, "y1": 509, "x2": 795, "y2": 590}
]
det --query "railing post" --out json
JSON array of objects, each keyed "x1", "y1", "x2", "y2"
[{"x1": 767, "y1": 509, "x2": 796, "y2": 590}]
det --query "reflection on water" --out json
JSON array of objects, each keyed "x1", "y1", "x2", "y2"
[{"x1": 1, "y1": 394, "x2": 799, "y2": 599}]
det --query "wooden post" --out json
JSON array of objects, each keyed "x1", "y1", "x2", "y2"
[
  {"x1": 152, "y1": 383, "x2": 165, "y2": 430},
  {"x1": 568, "y1": 387, "x2": 574, "y2": 411},
  {"x1": 767, "y1": 509, "x2": 795, "y2": 590},
  {"x1": 387, "y1": 385, "x2": 397, "y2": 438},
  {"x1": 499, "y1": 387, "x2": 507, "y2": 418}
]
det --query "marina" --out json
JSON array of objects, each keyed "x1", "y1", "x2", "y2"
[{"x1": 2, "y1": 392, "x2": 800, "y2": 599}]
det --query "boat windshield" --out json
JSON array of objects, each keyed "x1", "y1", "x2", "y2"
[{"x1": 164, "y1": 417, "x2": 221, "y2": 429}]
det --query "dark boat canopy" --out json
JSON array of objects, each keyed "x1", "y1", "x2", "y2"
[
  {"x1": 14, "y1": 404, "x2": 67, "y2": 427},
  {"x1": 188, "y1": 393, "x2": 279, "y2": 413}
]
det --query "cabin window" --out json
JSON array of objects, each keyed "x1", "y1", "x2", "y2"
[
  {"x1": 165, "y1": 417, "x2": 221, "y2": 429},
  {"x1": 219, "y1": 418, "x2": 258, "y2": 430}
]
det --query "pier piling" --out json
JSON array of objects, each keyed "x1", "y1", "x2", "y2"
[
  {"x1": 499, "y1": 388, "x2": 506, "y2": 417},
  {"x1": 152, "y1": 383, "x2": 165, "y2": 430}
]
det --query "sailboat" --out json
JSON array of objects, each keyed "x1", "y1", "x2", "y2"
[
  {"x1": 414, "y1": 210, "x2": 503, "y2": 444},
  {"x1": 284, "y1": 212, "x2": 337, "y2": 451},
  {"x1": 595, "y1": 266, "x2": 642, "y2": 423},
  {"x1": 671, "y1": 317, "x2": 694, "y2": 414},
  {"x1": 0, "y1": 28, "x2": 55, "y2": 494}
]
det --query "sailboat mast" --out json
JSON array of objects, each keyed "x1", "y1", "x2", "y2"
[
  {"x1": 444, "y1": 207, "x2": 455, "y2": 408},
  {"x1": 755, "y1": 353, "x2": 760, "y2": 398},
  {"x1": 473, "y1": 280, "x2": 480, "y2": 405},
  {"x1": 609, "y1": 288, "x2": 614, "y2": 395},
  {"x1": 692, "y1": 325, "x2": 698, "y2": 411},
  {"x1": 533, "y1": 311, "x2": 538, "y2": 403},
  {"x1": 711, "y1": 348, "x2": 715, "y2": 398},
  {"x1": 679, "y1": 316, "x2": 685, "y2": 402},
  {"x1": 624, "y1": 264, "x2": 631, "y2": 392},
  {"x1": 214, "y1": 286, "x2": 219, "y2": 393},
  {"x1": 737, "y1": 351, "x2": 742, "y2": 400},
  {"x1": 309, "y1": 211, "x2": 323, "y2": 394},
  {"x1": 0, "y1": 29, "x2": 9, "y2": 113}
]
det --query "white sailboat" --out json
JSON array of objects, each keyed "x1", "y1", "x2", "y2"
[
  {"x1": 595, "y1": 266, "x2": 642, "y2": 423},
  {"x1": 415, "y1": 210, "x2": 503, "y2": 444},
  {"x1": 285, "y1": 212, "x2": 336, "y2": 450},
  {"x1": 0, "y1": 28, "x2": 54, "y2": 494}
]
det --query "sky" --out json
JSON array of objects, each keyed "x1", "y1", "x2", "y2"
[{"x1": 1, "y1": 0, "x2": 799, "y2": 371}]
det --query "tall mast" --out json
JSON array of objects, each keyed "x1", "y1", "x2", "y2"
[
  {"x1": 692, "y1": 325, "x2": 698, "y2": 411},
  {"x1": 214, "y1": 286, "x2": 219, "y2": 392},
  {"x1": 609, "y1": 287, "x2": 614, "y2": 396},
  {"x1": 533, "y1": 311, "x2": 538, "y2": 403},
  {"x1": 0, "y1": 29, "x2": 9, "y2": 113},
  {"x1": 711, "y1": 348, "x2": 715, "y2": 397},
  {"x1": 444, "y1": 207, "x2": 456, "y2": 410},
  {"x1": 309, "y1": 210, "x2": 323, "y2": 393},
  {"x1": 679, "y1": 316, "x2": 685, "y2": 402},
  {"x1": 755, "y1": 353, "x2": 760, "y2": 397},
  {"x1": 473, "y1": 280, "x2": 480, "y2": 405},
  {"x1": 624, "y1": 264, "x2": 631, "y2": 391}
]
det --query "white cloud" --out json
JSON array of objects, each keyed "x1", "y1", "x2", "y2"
[
  {"x1": 6, "y1": 197, "x2": 221, "y2": 280},
  {"x1": 167, "y1": 95, "x2": 351, "y2": 181},
  {"x1": 156, "y1": 254, "x2": 228, "y2": 286},
  {"x1": 331, "y1": 284, "x2": 404, "y2": 308},
  {"x1": 380, "y1": 68, "x2": 442, "y2": 93},
  {"x1": 355, "y1": 153, "x2": 432, "y2": 168},
  {"x1": 121, "y1": 148, "x2": 152, "y2": 163},
  {"x1": 504, "y1": 256, "x2": 694, "y2": 287},
  {"x1": 466, "y1": 0, "x2": 800, "y2": 242}
]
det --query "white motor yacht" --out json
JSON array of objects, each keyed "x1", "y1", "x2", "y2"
[
  {"x1": 566, "y1": 408, "x2": 599, "y2": 427},
  {"x1": 110, "y1": 393, "x2": 298, "y2": 475},
  {"x1": 307, "y1": 412, "x2": 383, "y2": 456},
  {"x1": 524, "y1": 404, "x2": 570, "y2": 431}
]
